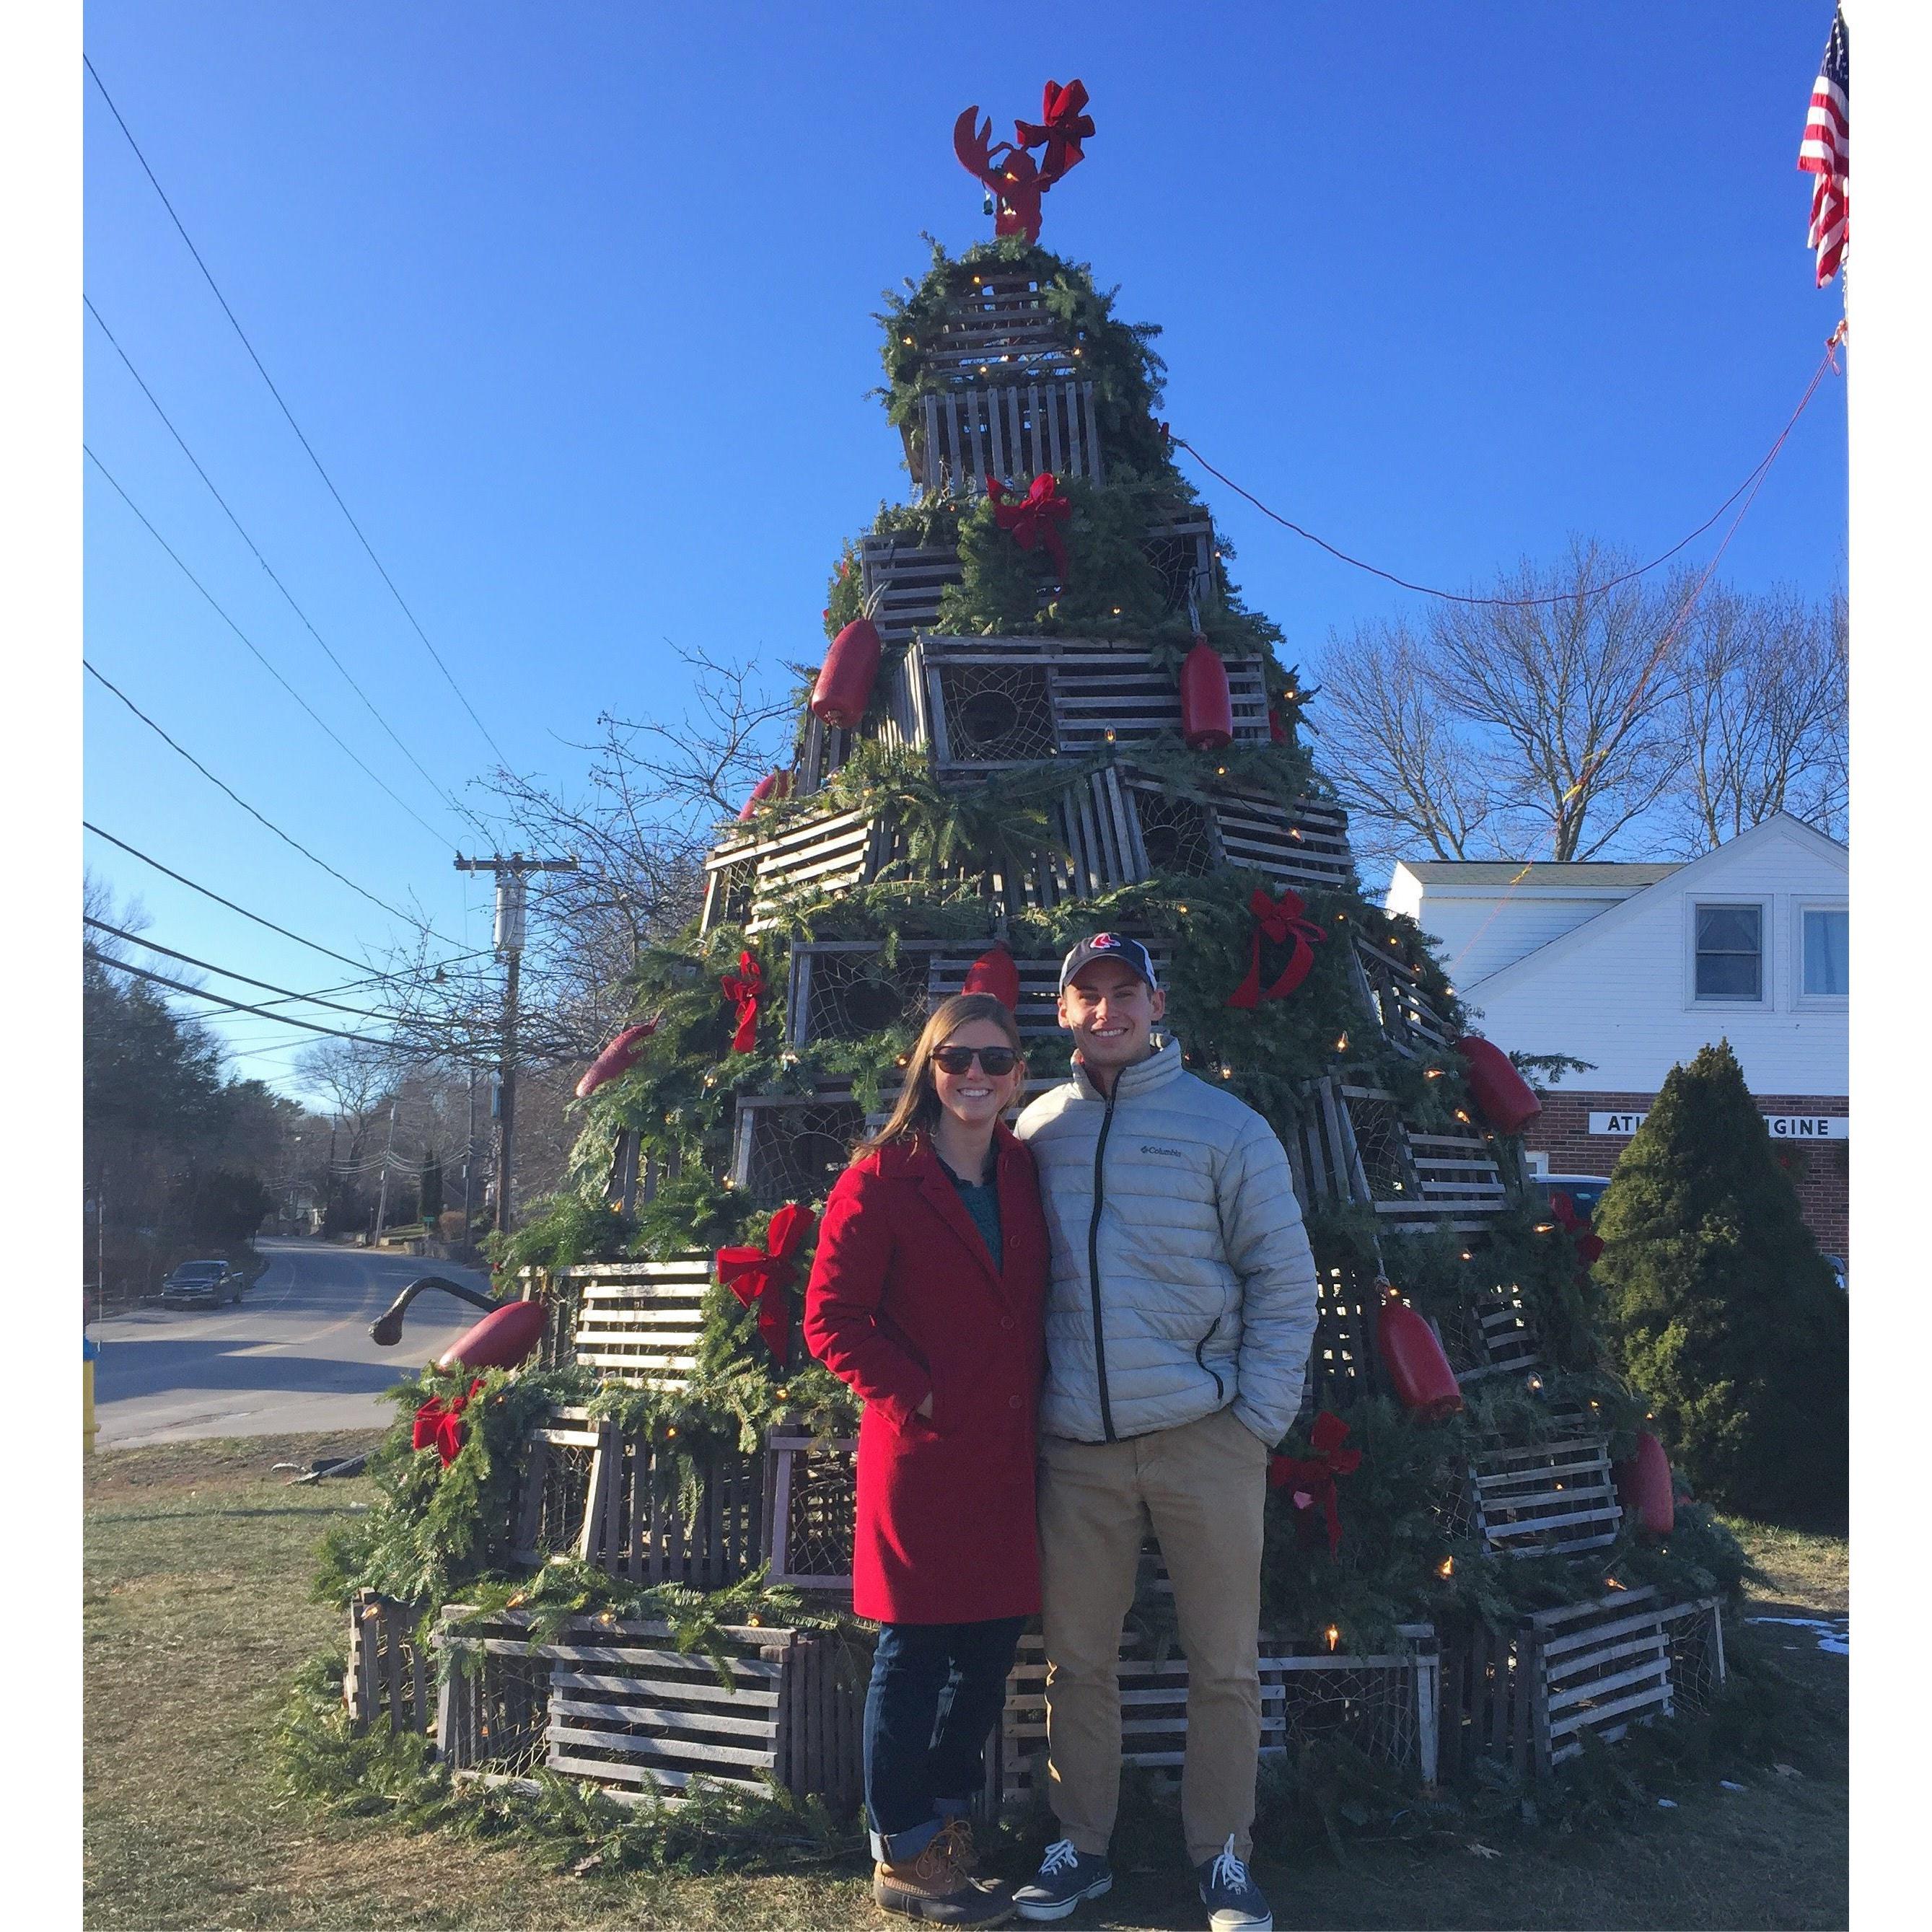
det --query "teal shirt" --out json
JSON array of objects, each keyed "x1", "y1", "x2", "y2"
[{"x1": 943, "y1": 1162, "x2": 1004, "y2": 1273}]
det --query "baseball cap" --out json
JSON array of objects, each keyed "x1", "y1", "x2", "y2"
[{"x1": 1058, "y1": 932, "x2": 1160, "y2": 994}]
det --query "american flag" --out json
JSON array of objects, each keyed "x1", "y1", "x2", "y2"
[{"x1": 1798, "y1": 6, "x2": 1850, "y2": 287}]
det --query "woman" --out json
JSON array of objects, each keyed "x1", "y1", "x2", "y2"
[{"x1": 805, "y1": 993, "x2": 1047, "y2": 1928}]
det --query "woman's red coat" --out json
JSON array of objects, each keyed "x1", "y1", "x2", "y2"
[{"x1": 804, "y1": 1126, "x2": 1048, "y2": 1625}]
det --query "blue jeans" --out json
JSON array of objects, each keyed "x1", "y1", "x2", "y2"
[{"x1": 863, "y1": 1615, "x2": 1026, "y2": 1861}]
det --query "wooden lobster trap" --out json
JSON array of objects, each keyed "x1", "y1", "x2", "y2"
[
  {"x1": 908, "y1": 635, "x2": 1270, "y2": 771},
  {"x1": 506, "y1": 1408, "x2": 764, "y2": 1589},
  {"x1": 910, "y1": 271, "x2": 1084, "y2": 385},
  {"x1": 1348, "y1": 934, "x2": 1457, "y2": 1061},
  {"x1": 1463, "y1": 1433, "x2": 1624, "y2": 1559},
  {"x1": 987, "y1": 1625, "x2": 1440, "y2": 1811},
  {"x1": 763, "y1": 1428, "x2": 859, "y2": 1591},
  {"x1": 1296, "y1": 1260, "x2": 1384, "y2": 1418},
  {"x1": 346, "y1": 1589, "x2": 433, "y2": 1736},
  {"x1": 785, "y1": 940, "x2": 938, "y2": 1049},
  {"x1": 730, "y1": 1094, "x2": 869, "y2": 1206},
  {"x1": 566, "y1": 1257, "x2": 713, "y2": 1387},
  {"x1": 1440, "y1": 1586, "x2": 1723, "y2": 1781},
  {"x1": 1320, "y1": 1084, "x2": 1509, "y2": 1234},
  {"x1": 436, "y1": 1606, "x2": 864, "y2": 1810},
  {"x1": 701, "y1": 804, "x2": 901, "y2": 934},
  {"x1": 908, "y1": 379, "x2": 1104, "y2": 498}
]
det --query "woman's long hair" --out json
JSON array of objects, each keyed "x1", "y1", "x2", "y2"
[{"x1": 854, "y1": 993, "x2": 1027, "y2": 1156}]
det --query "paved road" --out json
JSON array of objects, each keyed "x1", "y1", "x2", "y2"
[{"x1": 92, "y1": 1237, "x2": 496, "y2": 1448}]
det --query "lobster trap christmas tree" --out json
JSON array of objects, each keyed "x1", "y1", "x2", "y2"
[{"x1": 313, "y1": 82, "x2": 1752, "y2": 1822}]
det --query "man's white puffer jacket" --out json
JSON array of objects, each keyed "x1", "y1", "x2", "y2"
[{"x1": 1015, "y1": 1035, "x2": 1320, "y2": 1447}]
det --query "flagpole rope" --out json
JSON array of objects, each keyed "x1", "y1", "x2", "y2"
[{"x1": 1170, "y1": 331, "x2": 1845, "y2": 612}]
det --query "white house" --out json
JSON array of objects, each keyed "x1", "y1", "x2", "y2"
[{"x1": 1387, "y1": 813, "x2": 1848, "y2": 1254}]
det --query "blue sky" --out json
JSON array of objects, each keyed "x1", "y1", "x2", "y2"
[{"x1": 82, "y1": 1, "x2": 1848, "y2": 1096}]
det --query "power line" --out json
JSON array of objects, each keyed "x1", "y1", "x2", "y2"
[
  {"x1": 84, "y1": 294, "x2": 488, "y2": 835},
  {"x1": 84, "y1": 916, "x2": 427, "y2": 1024},
  {"x1": 87, "y1": 947, "x2": 447, "y2": 1053},
  {"x1": 84, "y1": 55, "x2": 514, "y2": 769},
  {"x1": 83, "y1": 659, "x2": 461, "y2": 941},
  {"x1": 86, "y1": 445, "x2": 452, "y2": 846},
  {"x1": 84, "y1": 820, "x2": 402, "y2": 975}
]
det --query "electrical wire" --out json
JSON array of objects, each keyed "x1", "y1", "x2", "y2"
[
  {"x1": 86, "y1": 445, "x2": 453, "y2": 846},
  {"x1": 87, "y1": 947, "x2": 455, "y2": 1052},
  {"x1": 1171, "y1": 330, "x2": 1845, "y2": 610},
  {"x1": 84, "y1": 56, "x2": 514, "y2": 770},
  {"x1": 83, "y1": 820, "x2": 440, "y2": 977},
  {"x1": 84, "y1": 295, "x2": 491, "y2": 836},
  {"x1": 84, "y1": 916, "x2": 440, "y2": 1024},
  {"x1": 83, "y1": 659, "x2": 462, "y2": 943}
]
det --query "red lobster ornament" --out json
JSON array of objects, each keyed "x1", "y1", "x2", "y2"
[{"x1": 954, "y1": 79, "x2": 1094, "y2": 242}]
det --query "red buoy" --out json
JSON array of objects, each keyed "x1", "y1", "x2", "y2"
[
  {"x1": 811, "y1": 618, "x2": 883, "y2": 729},
  {"x1": 1378, "y1": 1298, "x2": 1464, "y2": 1419},
  {"x1": 1615, "y1": 1431, "x2": 1675, "y2": 1537},
  {"x1": 737, "y1": 769, "x2": 791, "y2": 821},
  {"x1": 1455, "y1": 1035, "x2": 1542, "y2": 1136},
  {"x1": 1179, "y1": 639, "x2": 1234, "y2": 750},
  {"x1": 576, "y1": 1020, "x2": 659, "y2": 1099},
  {"x1": 961, "y1": 944, "x2": 1022, "y2": 1013},
  {"x1": 438, "y1": 1298, "x2": 547, "y2": 1372}
]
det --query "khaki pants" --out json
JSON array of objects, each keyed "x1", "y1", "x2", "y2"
[{"x1": 1036, "y1": 1404, "x2": 1270, "y2": 1867}]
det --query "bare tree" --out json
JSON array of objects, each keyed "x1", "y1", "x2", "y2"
[
  {"x1": 1315, "y1": 545, "x2": 1846, "y2": 869},
  {"x1": 1667, "y1": 587, "x2": 1847, "y2": 852},
  {"x1": 1307, "y1": 620, "x2": 1503, "y2": 870}
]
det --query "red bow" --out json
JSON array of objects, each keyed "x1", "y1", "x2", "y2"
[
  {"x1": 412, "y1": 1377, "x2": 484, "y2": 1468},
  {"x1": 717, "y1": 1201, "x2": 817, "y2": 1363},
  {"x1": 1269, "y1": 1410, "x2": 1363, "y2": 1557},
  {"x1": 986, "y1": 472, "x2": 1071, "y2": 583},
  {"x1": 1015, "y1": 79, "x2": 1094, "y2": 185},
  {"x1": 1226, "y1": 887, "x2": 1328, "y2": 1010},
  {"x1": 1549, "y1": 1191, "x2": 1606, "y2": 1268},
  {"x1": 721, "y1": 950, "x2": 763, "y2": 1054}
]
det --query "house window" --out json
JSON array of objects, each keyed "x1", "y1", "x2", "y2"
[
  {"x1": 1802, "y1": 907, "x2": 1849, "y2": 997},
  {"x1": 1694, "y1": 904, "x2": 1762, "y2": 1000}
]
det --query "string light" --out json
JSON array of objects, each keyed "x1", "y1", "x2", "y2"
[
  {"x1": 1526, "y1": 1374, "x2": 1545, "y2": 1393},
  {"x1": 1105, "y1": 729, "x2": 1116, "y2": 742},
  {"x1": 1425, "y1": 1068, "x2": 1446, "y2": 1079},
  {"x1": 1437, "y1": 1557, "x2": 1454, "y2": 1578},
  {"x1": 1605, "y1": 1576, "x2": 1626, "y2": 1591},
  {"x1": 1325, "y1": 1625, "x2": 1340, "y2": 1653},
  {"x1": 1454, "y1": 1109, "x2": 1472, "y2": 1124},
  {"x1": 1533, "y1": 1221, "x2": 1555, "y2": 1234},
  {"x1": 1335, "y1": 1032, "x2": 1349, "y2": 1052},
  {"x1": 1459, "y1": 1250, "x2": 1473, "y2": 1262}
]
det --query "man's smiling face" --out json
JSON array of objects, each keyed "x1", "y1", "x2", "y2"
[{"x1": 1058, "y1": 958, "x2": 1164, "y2": 1075}]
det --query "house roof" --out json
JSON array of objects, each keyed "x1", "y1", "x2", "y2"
[
  {"x1": 1462, "y1": 813, "x2": 1847, "y2": 994},
  {"x1": 1395, "y1": 861, "x2": 1682, "y2": 889}
]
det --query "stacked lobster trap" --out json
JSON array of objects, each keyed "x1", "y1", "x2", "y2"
[{"x1": 352, "y1": 236, "x2": 1726, "y2": 1817}]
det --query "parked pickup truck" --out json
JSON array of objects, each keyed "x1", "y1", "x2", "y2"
[{"x1": 159, "y1": 1260, "x2": 247, "y2": 1308}]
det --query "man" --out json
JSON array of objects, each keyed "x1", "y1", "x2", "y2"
[{"x1": 1011, "y1": 933, "x2": 1319, "y2": 1932}]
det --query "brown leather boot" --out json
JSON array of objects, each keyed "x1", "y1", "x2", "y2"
[{"x1": 873, "y1": 1818, "x2": 1013, "y2": 1925}]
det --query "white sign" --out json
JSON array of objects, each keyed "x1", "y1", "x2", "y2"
[{"x1": 1588, "y1": 1111, "x2": 1847, "y2": 1139}]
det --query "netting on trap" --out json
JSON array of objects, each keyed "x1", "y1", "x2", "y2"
[
  {"x1": 734, "y1": 1099, "x2": 867, "y2": 1206},
  {"x1": 933, "y1": 662, "x2": 1058, "y2": 764},
  {"x1": 1658, "y1": 1597, "x2": 1728, "y2": 1719},
  {"x1": 509, "y1": 1417, "x2": 599, "y2": 1566},
  {"x1": 1130, "y1": 783, "x2": 1218, "y2": 877},
  {"x1": 1138, "y1": 517, "x2": 1214, "y2": 618},
  {"x1": 795, "y1": 945, "x2": 929, "y2": 1045},
  {"x1": 436, "y1": 1624, "x2": 556, "y2": 1780},
  {"x1": 1341, "y1": 1091, "x2": 1416, "y2": 1203},
  {"x1": 764, "y1": 1430, "x2": 857, "y2": 1589},
  {"x1": 1271, "y1": 1641, "x2": 1434, "y2": 1773},
  {"x1": 1299, "y1": 1262, "x2": 1379, "y2": 1418}
]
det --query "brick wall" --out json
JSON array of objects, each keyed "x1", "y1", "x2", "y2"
[{"x1": 1526, "y1": 1088, "x2": 1848, "y2": 1260}]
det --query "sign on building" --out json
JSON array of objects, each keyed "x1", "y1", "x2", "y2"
[{"x1": 1587, "y1": 1111, "x2": 1847, "y2": 1139}]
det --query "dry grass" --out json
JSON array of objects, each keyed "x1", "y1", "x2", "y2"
[{"x1": 85, "y1": 1436, "x2": 1848, "y2": 1931}]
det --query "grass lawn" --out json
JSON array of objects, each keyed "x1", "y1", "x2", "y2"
[{"x1": 84, "y1": 1435, "x2": 1848, "y2": 1931}]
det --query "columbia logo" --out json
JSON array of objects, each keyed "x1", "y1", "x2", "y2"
[{"x1": 1141, "y1": 1143, "x2": 1185, "y2": 1159}]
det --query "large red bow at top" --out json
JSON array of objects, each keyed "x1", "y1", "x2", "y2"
[
  {"x1": 1226, "y1": 887, "x2": 1328, "y2": 1010},
  {"x1": 412, "y1": 1377, "x2": 484, "y2": 1468},
  {"x1": 986, "y1": 472, "x2": 1071, "y2": 583},
  {"x1": 1268, "y1": 1410, "x2": 1364, "y2": 1557},
  {"x1": 721, "y1": 950, "x2": 763, "y2": 1054},
  {"x1": 1015, "y1": 79, "x2": 1094, "y2": 185},
  {"x1": 717, "y1": 1202, "x2": 817, "y2": 1363}
]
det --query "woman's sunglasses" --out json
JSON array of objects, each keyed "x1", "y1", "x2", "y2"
[{"x1": 932, "y1": 1045, "x2": 1021, "y2": 1076}]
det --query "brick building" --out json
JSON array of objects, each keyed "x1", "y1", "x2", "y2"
[{"x1": 1386, "y1": 814, "x2": 1848, "y2": 1265}]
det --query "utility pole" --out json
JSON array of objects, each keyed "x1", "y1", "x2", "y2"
[
  {"x1": 372, "y1": 1092, "x2": 400, "y2": 1244},
  {"x1": 461, "y1": 1066, "x2": 478, "y2": 1242},
  {"x1": 455, "y1": 851, "x2": 578, "y2": 1236}
]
